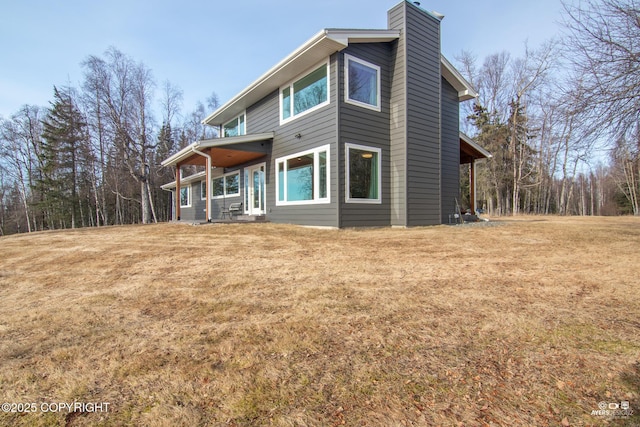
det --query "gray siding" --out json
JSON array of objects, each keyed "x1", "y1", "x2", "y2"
[
  {"x1": 245, "y1": 56, "x2": 340, "y2": 227},
  {"x1": 178, "y1": 182, "x2": 206, "y2": 222},
  {"x1": 440, "y1": 77, "x2": 460, "y2": 223},
  {"x1": 388, "y1": 3, "x2": 408, "y2": 227},
  {"x1": 404, "y1": 2, "x2": 442, "y2": 226},
  {"x1": 339, "y1": 43, "x2": 392, "y2": 227}
]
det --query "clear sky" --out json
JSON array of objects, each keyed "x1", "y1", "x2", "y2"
[{"x1": 0, "y1": 0, "x2": 565, "y2": 121}]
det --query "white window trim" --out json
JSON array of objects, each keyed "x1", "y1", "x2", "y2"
[
  {"x1": 221, "y1": 111, "x2": 247, "y2": 138},
  {"x1": 344, "y1": 54, "x2": 381, "y2": 112},
  {"x1": 345, "y1": 142, "x2": 382, "y2": 204},
  {"x1": 200, "y1": 180, "x2": 207, "y2": 200},
  {"x1": 279, "y1": 60, "x2": 331, "y2": 126},
  {"x1": 212, "y1": 170, "x2": 240, "y2": 199},
  {"x1": 275, "y1": 144, "x2": 331, "y2": 206},
  {"x1": 180, "y1": 186, "x2": 191, "y2": 208}
]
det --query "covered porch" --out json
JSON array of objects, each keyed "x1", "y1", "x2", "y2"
[
  {"x1": 160, "y1": 133, "x2": 273, "y2": 222},
  {"x1": 460, "y1": 133, "x2": 492, "y2": 215}
]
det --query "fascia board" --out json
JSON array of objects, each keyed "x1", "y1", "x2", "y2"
[
  {"x1": 460, "y1": 132, "x2": 493, "y2": 159},
  {"x1": 202, "y1": 30, "x2": 345, "y2": 126},
  {"x1": 441, "y1": 55, "x2": 478, "y2": 101}
]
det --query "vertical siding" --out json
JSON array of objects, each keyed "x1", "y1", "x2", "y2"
[
  {"x1": 440, "y1": 77, "x2": 460, "y2": 223},
  {"x1": 387, "y1": 3, "x2": 408, "y2": 227},
  {"x1": 404, "y1": 2, "x2": 442, "y2": 226},
  {"x1": 339, "y1": 43, "x2": 392, "y2": 227}
]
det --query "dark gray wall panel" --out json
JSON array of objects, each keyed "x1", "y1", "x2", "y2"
[{"x1": 440, "y1": 77, "x2": 460, "y2": 222}]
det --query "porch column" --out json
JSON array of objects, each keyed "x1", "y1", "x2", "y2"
[
  {"x1": 469, "y1": 160, "x2": 477, "y2": 214},
  {"x1": 176, "y1": 165, "x2": 181, "y2": 221}
]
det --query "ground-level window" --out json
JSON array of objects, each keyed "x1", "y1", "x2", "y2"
[
  {"x1": 345, "y1": 143, "x2": 381, "y2": 203},
  {"x1": 276, "y1": 145, "x2": 330, "y2": 205},
  {"x1": 180, "y1": 186, "x2": 191, "y2": 207},
  {"x1": 201, "y1": 180, "x2": 207, "y2": 200},
  {"x1": 345, "y1": 54, "x2": 381, "y2": 111},
  {"x1": 223, "y1": 113, "x2": 246, "y2": 137},
  {"x1": 281, "y1": 62, "x2": 329, "y2": 123},
  {"x1": 212, "y1": 171, "x2": 240, "y2": 198}
]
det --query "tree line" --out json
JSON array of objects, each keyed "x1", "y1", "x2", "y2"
[
  {"x1": 458, "y1": 0, "x2": 639, "y2": 216},
  {"x1": 0, "y1": 47, "x2": 218, "y2": 235},
  {"x1": 1, "y1": 0, "x2": 638, "y2": 235}
]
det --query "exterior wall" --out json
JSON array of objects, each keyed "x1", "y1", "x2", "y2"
[
  {"x1": 247, "y1": 55, "x2": 340, "y2": 227},
  {"x1": 388, "y1": 1, "x2": 443, "y2": 226},
  {"x1": 338, "y1": 43, "x2": 392, "y2": 228},
  {"x1": 404, "y1": 2, "x2": 442, "y2": 226},
  {"x1": 177, "y1": 182, "x2": 205, "y2": 222},
  {"x1": 388, "y1": 3, "x2": 408, "y2": 227},
  {"x1": 440, "y1": 77, "x2": 460, "y2": 223}
]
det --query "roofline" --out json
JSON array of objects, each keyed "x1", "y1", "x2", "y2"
[
  {"x1": 202, "y1": 29, "x2": 400, "y2": 126},
  {"x1": 160, "y1": 132, "x2": 275, "y2": 167},
  {"x1": 161, "y1": 171, "x2": 206, "y2": 191},
  {"x1": 460, "y1": 132, "x2": 492, "y2": 159},
  {"x1": 441, "y1": 55, "x2": 478, "y2": 101}
]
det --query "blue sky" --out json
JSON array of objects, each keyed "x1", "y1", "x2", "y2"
[{"x1": 0, "y1": 0, "x2": 565, "y2": 121}]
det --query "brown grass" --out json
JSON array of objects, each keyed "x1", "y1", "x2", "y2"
[{"x1": 0, "y1": 216, "x2": 639, "y2": 426}]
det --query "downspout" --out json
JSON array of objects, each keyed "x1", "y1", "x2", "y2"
[
  {"x1": 176, "y1": 165, "x2": 181, "y2": 221},
  {"x1": 191, "y1": 146, "x2": 212, "y2": 222}
]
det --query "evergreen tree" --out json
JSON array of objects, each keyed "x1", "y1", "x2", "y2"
[{"x1": 39, "y1": 86, "x2": 87, "y2": 229}]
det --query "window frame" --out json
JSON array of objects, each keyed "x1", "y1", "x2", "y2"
[
  {"x1": 211, "y1": 170, "x2": 241, "y2": 199},
  {"x1": 200, "y1": 180, "x2": 207, "y2": 200},
  {"x1": 179, "y1": 185, "x2": 191, "y2": 208},
  {"x1": 279, "y1": 60, "x2": 330, "y2": 125},
  {"x1": 345, "y1": 142, "x2": 382, "y2": 204},
  {"x1": 344, "y1": 54, "x2": 381, "y2": 112},
  {"x1": 275, "y1": 144, "x2": 331, "y2": 206},
  {"x1": 222, "y1": 112, "x2": 246, "y2": 138}
]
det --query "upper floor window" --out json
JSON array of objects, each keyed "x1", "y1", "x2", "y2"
[
  {"x1": 345, "y1": 54, "x2": 381, "y2": 111},
  {"x1": 223, "y1": 113, "x2": 246, "y2": 137},
  {"x1": 280, "y1": 62, "x2": 329, "y2": 124}
]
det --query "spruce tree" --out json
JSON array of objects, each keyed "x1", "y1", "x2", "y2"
[{"x1": 40, "y1": 86, "x2": 87, "y2": 229}]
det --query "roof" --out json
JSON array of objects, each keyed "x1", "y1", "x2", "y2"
[
  {"x1": 203, "y1": 28, "x2": 476, "y2": 126},
  {"x1": 160, "y1": 132, "x2": 274, "y2": 167},
  {"x1": 460, "y1": 132, "x2": 492, "y2": 162},
  {"x1": 441, "y1": 56, "x2": 477, "y2": 101},
  {"x1": 161, "y1": 171, "x2": 205, "y2": 191}
]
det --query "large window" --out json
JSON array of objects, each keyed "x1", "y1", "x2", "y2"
[
  {"x1": 345, "y1": 54, "x2": 381, "y2": 111},
  {"x1": 223, "y1": 113, "x2": 246, "y2": 137},
  {"x1": 276, "y1": 145, "x2": 330, "y2": 205},
  {"x1": 180, "y1": 186, "x2": 191, "y2": 207},
  {"x1": 281, "y1": 62, "x2": 329, "y2": 123},
  {"x1": 346, "y1": 143, "x2": 381, "y2": 203},
  {"x1": 212, "y1": 171, "x2": 240, "y2": 198}
]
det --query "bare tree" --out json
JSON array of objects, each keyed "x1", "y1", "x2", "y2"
[
  {"x1": 561, "y1": 0, "x2": 640, "y2": 140},
  {"x1": 82, "y1": 47, "x2": 157, "y2": 224}
]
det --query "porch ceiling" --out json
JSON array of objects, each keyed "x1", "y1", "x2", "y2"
[
  {"x1": 161, "y1": 132, "x2": 274, "y2": 168},
  {"x1": 177, "y1": 147, "x2": 266, "y2": 168}
]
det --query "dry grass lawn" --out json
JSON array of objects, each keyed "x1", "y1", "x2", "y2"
[{"x1": 0, "y1": 216, "x2": 639, "y2": 426}]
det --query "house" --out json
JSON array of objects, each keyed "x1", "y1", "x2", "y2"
[{"x1": 161, "y1": 0, "x2": 491, "y2": 227}]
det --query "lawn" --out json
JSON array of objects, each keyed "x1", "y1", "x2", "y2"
[{"x1": 0, "y1": 217, "x2": 638, "y2": 426}]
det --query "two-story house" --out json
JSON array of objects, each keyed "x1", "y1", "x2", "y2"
[{"x1": 161, "y1": 0, "x2": 491, "y2": 227}]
